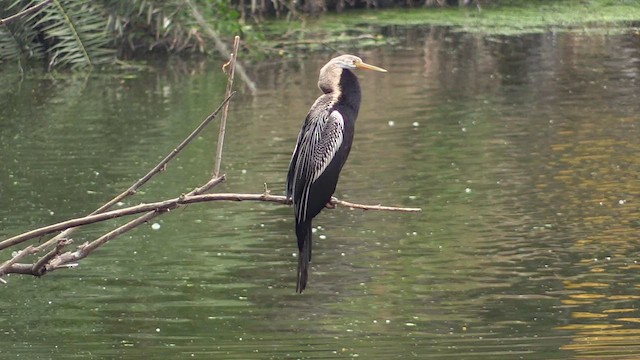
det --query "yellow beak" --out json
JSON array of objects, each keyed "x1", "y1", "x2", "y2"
[{"x1": 355, "y1": 60, "x2": 387, "y2": 72}]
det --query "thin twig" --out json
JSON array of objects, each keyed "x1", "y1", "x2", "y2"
[
  {"x1": 190, "y1": 175, "x2": 226, "y2": 195},
  {"x1": 330, "y1": 196, "x2": 422, "y2": 212},
  {"x1": 48, "y1": 211, "x2": 163, "y2": 270},
  {"x1": 33, "y1": 176, "x2": 226, "y2": 274},
  {"x1": 0, "y1": 0, "x2": 53, "y2": 26},
  {"x1": 55, "y1": 175, "x2": 227, "y2": 270},
  {"x1": 35, "y1": 47, "x2": 241, "y2": 272},
  {"x1": 0, "y1": 93, "x2": 235, "y2": 279},
  {"x1": 0, "y1": 39, "x2": 245, "y2": 280},
  {"x1": 0, "y1": 245, "x2": 35, "y2": 275},
  {"x1": 34, "y1": 92, "x2": 235, "y2": 253},
  {"x1": 214, "y1": 36, "x2": 239, "y2": 177}
]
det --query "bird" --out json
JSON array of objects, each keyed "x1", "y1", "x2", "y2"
[{"x1": 286, "y1": 54, "x2": 387, "y2": 293}]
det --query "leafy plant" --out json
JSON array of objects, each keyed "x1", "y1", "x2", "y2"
[
  {"x1": 1, "y1": 0, "x2": 114, "y2": 69},
  {"x1": 104, "y1": 0, "x2": 207, "y2": 57},
  {"x1": 37, "y1": 0, "x2": 114, "y2": 69},
  {"x1": 0, "y1": 1, "x2": 45, "y2": 66}
]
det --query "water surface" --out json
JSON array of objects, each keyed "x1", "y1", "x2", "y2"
[{"x1": 1, "y1": 28, "x2": 639, "y2": 359}]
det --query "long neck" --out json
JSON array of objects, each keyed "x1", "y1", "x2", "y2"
[{"x1": 337, "y1": 69, "x2": 361, "y2": 115}]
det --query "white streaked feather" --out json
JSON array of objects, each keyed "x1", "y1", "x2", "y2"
[
  {"x1": 312, "y1": 113, "x2": 343, "y2": 182},
  {"x1": 291, "y1": 109, "x2": 344, "y2": 222}
]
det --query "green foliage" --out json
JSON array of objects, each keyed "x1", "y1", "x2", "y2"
[
  {"x1": 0, "y1": 1, "x2": 45, "y2": 65},
  {"x1": 0, "y1": 0, "x2": 266, "y2": 70},
  {"x1": 1, "y1": 0, "x2": 114, "y2": 69},
  {"x1": 209, "y1": 0, "x2": 242, "y2": 34},
  {"x1": 39, "y1": 0, "x2": 114, "y2": 69},
  {"x1": 104, "y1": 0, "x2": 206, "y2": 57}
]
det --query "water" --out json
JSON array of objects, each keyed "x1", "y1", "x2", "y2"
[{"x1": 1, "y1": 28, "x2": 640, "y2": 359}]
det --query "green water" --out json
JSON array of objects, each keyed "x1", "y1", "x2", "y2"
[{"x1": 1, "y1": 28, "x2": 640, "y2": 359}]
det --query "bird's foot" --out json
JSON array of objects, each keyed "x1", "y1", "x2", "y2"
[{"x1": 325, "y1": 202, "x2": 336, "y2": 209}]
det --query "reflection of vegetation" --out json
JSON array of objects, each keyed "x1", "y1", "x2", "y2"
[
  {"x1": 3, "y1": 0, "x2": 640, "y2": 70},
  {"x1": 263, "y1": 1, "x2": 640, "y2": 46}
]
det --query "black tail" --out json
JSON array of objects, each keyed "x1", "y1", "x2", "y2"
[{"x1": 296, "y1": 220, "x2": 312, "y2": 293}]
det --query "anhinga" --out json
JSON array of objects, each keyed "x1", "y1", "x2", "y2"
[{"x1": 286, "y1": 54, "x2": 387, "y2": 293}]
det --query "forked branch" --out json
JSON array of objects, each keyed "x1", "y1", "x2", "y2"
[{"x1": 0, "y1": 36, "x2": 421, "y2": 282}]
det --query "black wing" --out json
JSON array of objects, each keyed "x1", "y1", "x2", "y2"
[{"x1": 287, "y1": 108, "x2": 344, "y2": 222}]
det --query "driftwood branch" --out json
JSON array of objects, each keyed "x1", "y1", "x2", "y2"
[
  {"x1": 31, "y1": 92, "x2": 235, "y2": 254},
  {"x1": 0, "y1": 35, "x2": 421, "y2": 281},
  {"x1": 0, "y1": 192, "x2": 419, "y2": 251},
  {"x1": 0, "y1": 38, "x2": 250, "y2": 283},
  {"x1": 0, "y1": 193, "x2": 419, "y2": 276}
]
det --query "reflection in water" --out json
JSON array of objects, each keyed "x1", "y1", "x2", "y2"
[{"x1": 1, "y1": 28, "x2": 639, "y2": 359}]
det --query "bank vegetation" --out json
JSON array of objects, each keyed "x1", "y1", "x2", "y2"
[{"x1": 0, "y1": 0, "x2": 638, "y2": 71}]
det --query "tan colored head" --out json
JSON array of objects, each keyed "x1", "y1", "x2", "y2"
[
  {"x1": 318, "y1": 55, "x2": 387, "y2": 95},
  {"x1": 323, "y1": 54, "x2": 387, "y2": 73}
]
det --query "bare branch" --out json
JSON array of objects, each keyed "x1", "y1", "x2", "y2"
[
  {"x1": 47, "y1": 211, "x2": 162, "y2": 270},
  {"x1": 90, "y1": 92, "x2": 235, "y2": 213},
  {"x1": 32, "y1": 239, "x2": 72, "y2": 276},
  {"x1": 0, "y1": 38, "x2": 247, "y2": 281},
  {"x1": 0, "y1": 35, "x2": 421, "y2": 282},
  {"x1": 0, "y1": 192, "x2": 421, "y2": 255},
  {"x1": 0, "y1": 245, "x2": 36, "y2": 275},
  {"x1": 214, "y1": 36, "x2": 239, "y2": 177},
  {"x1": 190, "y1": 175, "x2": 226, "y2": 196},
  {"x1": 330, "y1": 197, "x2": 422, "y2": 212},
  {"x1": 34, "y1": 92, "x2": 235, "y2": 253},
  {"x1": 44, "y1": 176, "x2": 227, "y2": 269}
]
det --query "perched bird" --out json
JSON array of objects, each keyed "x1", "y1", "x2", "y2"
[{"x1": 286, "y1": 54, "x2": 387, "y2": 293}]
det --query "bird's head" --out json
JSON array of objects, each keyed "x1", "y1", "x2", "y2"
[
  {"x1": 330, "y1": 55, "x2": 387, "y2": 73},
  {"x1": 317, "y1": 54, "x2": 387, "y2": 95}
]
